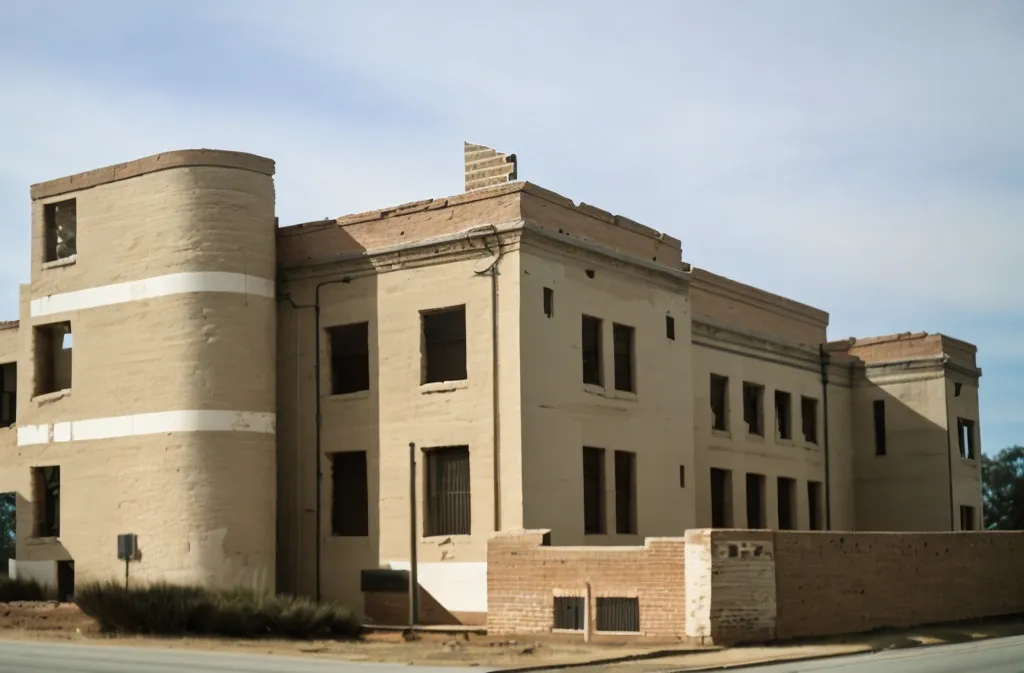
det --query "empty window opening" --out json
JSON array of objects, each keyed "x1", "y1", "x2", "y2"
[
  {"x1": 679, "y1": 465, "x2": 685, "y2": 488},
  {"x1": 582, "y1": 447, "x2": 606, "y2": 534},
  {"x1": 777, "y1": 477, "x2": 796, "y2": 530},
  {"x1": 425, "y1": 446, "x2": 471, "y2": 536},
  {"x1": 710, "y1": 468, "x2": 733, "y2": 528},
  {"x1": 710, "y1": 375, "x2": 729, "y2": 432},
  {"x1": 801, "y1": 396, "x2": 818, "y2": 444},
  {"x1": 873, "y1": 400, "x2": 887, "y2": 456},
  {"x1": 614, "y1": 450, "x2": 637, "y2": 535},
  {"x1": 775, "y1": 391, "x2": 792, "y2": 440},
  {"x1": 957, "y1": 418, "x2": 977, "y2": 460},
  {"x1": 581, "y1": 316, "x2": 603, "y2": 386},
  {"x1": 954, "y1": 382, "x2": 963, "y2": 397},
  {"x1": 0, "y1": 491, "x2": 15, "y2": 573},
  {"x1": 585, "y1": 269, "x2": 595, "y2": 279},
  {"x1": 330, "y1": 451, "x2": 369, "y2": 537},
  {"x1": 0, "y1": 362, "x2": 16, "y2": 427},
  {"x1": 43, "y1": 199, "x2": 77, "y2": 262},
  {"x1": 422, "y1": 306, "x2": 467, "y2": 384},
  {"x1": 665, "y1": 315, "x2": 675, "y2": 340},
  {"x1": 595, "y1": 597, "x2": 640, "y2": 633},
  {"x1": 543, "y1": 287, "x2": 554, "y2": 318},
  {"x1": 329, "y1": 322, "x2": 370, "y2": 395},
  {"x1": 612, "y1": 323, "x2": 635, "y2": 393},
  {"x1": 553, "y1": 596, "x2": 584, "y2": 630},
  {"x1": 959, "y1": 505, "x2": 976, "y2": 531},
  {"x1": 56, "y1": 560, "x2": 74, "y2": 603},
  {"x1": 32, "y1": 466, "x2": 60, "y2": 538},
  {"x1": 808, "y1": 481, "x2": 824, "y2": 531},
  {"x1": 743, "y1": 382, "x2": 764, "y2": 436},
  {"x1": 34, "y1": 322, "x2": 72, "y2": 396},
  {"x1": 745, "y1": 473, "x2": 766, "y2": 529}
]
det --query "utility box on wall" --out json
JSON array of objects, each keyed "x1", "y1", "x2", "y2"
[{"x1": 117, "y1": 533, "x2": 137, "y2": 562}]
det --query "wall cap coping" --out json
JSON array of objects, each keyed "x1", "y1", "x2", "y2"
[{"x1": 30, "y1": 149, "x2": 276, "y2": 200}]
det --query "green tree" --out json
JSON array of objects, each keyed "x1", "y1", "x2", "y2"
[
  {"x1": 0, "y1": 492, "x2": 14, "y2": 572},
  {"x1": 982, "y1": 445, "x2": 1024, "y2": 530}
]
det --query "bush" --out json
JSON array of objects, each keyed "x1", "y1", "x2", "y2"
[
  {"x1": 0, "y1": 575, "x2": 45, "y2": 602},
  {"x1": 74, "y1": 581, "x2": 361, "y2": 639}
]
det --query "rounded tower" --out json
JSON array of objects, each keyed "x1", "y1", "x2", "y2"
[{"x1": 20, "y1": 150, "x2": 277, "y2": 592}]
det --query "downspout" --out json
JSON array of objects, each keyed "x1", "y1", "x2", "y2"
[
  {"x1": 943, "y1": 356, "x2": 955, "y2": 531},
  {"x1": 818, "y1": 345, "x2": 832, "y2": 530}
]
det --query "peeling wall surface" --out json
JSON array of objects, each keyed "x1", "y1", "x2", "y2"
[{"x1": 0, "y1": 146, "x2": 986, "y2": 628}]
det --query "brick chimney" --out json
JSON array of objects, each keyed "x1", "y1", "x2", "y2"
[{"x1": 464, "y1": 142, "x2": 518, "y2": 192}]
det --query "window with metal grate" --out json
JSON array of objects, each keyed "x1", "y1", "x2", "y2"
[
  {"x1": 553, "y1": 596, "x2": 585, "y2": 630},
  {"x1": 595, "y1": 597, "x2": 640, "y2": 632}
]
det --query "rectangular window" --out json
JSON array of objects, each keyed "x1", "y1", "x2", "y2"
[
  {"x1": 330, "y1": 451, "x2": 369, "y2": 536},
  {"x1": 581, "y1": 316, "x2": 603, "y2": 386},
  {"x1": 957, "y1": 418, "x2": 977, "y2": 460},
  {"x1": 329, "y1": 322, "x2": 370, "y2": 395},
  {"x1": 710, "y1": 467, "x2": 733, "y2": 528},
  {"x1": 614, "y1": 450, "x2": 637, "y2": 535},
  {"x1": 873, "y1": 400, "x2": 887, "y2": 456},
  {"x1": 612, "y1": 323, "x2": 635, "y2": 393},
  {"x1": 553, "y1": 596, "x2": 584, "y2": 630},
  {"x1": 710, "y1": 375, "x2": 729, "y2": 432},
  {"x1": 422, "y1": 306, "x2": 467, "y2": 384},
  {"x1": 801, "y1": 396, "x2": 818, "y2": 444},
  {"x1": 777, "y1": 477, "x2": 796, "y2": 530},
  {"x1": 582, "y1": 447, "x2": 606, "y2": 534},
  {"x1": 808, "y1": 481, "x2": 824, "y2": 531},
  {"x1": 743, "y1": 382, "x2": 764, "y2": 436},
  {"x1": 32, "y1": 466, "x2": 60, "y2": 538},
  {"x1": 425, "y1": 446, "x2": 471, "y2": 536},
  {"x1": 665, "y1": 315, "x2": 675, "y2": 340},
  {"x1": 34, "y1": 322, "x2": 72, "y2": 396},
  {"x1": 745, "y1": 473, "x2": 766, "y2": 529},
  {"x1": 43, "y1": 199, "x2": 77, "y2": 263},
  {"x1": 959, "y1": 505, "x2": 976, "y2": 531},
  {"x1": 595, "y1": 597, "x2": 640, "y2": 633},
  {"x1": 0, "y1": 362, "x2": 16, "y2": 427},
  {"x1": 774, "y1": 391, "x2": 792, "y2": 440},
  {"x1": 543, "y1": 287, "x2": 554, "y2": 318}
]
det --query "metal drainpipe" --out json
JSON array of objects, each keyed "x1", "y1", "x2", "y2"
[{"x1": 819, "y1": 345, "x2": 832, "y2": 530}]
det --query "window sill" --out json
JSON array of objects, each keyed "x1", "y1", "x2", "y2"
[
  {"x1": 26, "y1": 536, "x2": 60, "y2": 546},
  {"x1": 775, "y1": 437, "x2": 795, "y2": 446},
  {"x1": 746, "y1": 433, "x2": 766, "y2": 442},
  {"x1": 960, "y1": 456, "x2": 978, "y2": 463},
  {"x1": 422, "y1": 533, "x2": 471, "y2": 541},
  {"x1": 42, "y1": 255, "x2": 77, "y2": 270},
  {"x1": 803, "y1": 443, "x2": 821, "y2": 451},
  {"x1": 583, "y1": 383, "x2": 605, "y2": 396},
  {"x1": 611, "y1": 389, "x2": 637, "y2": 402},
  {"x1": 711, "y1": 428, "x2": 731, "y2": 438},
  {"x1": 32, "y1": 389, "x2": 71, "y2": 405},
  {"x1": 328, "y1": 390, "x2": 370, "y2": 401},
  {"x1": 583, "y1": 385, "x2": 638, "y2": 403},
  {"x1": 419, "y1": 380, "x2": 468, "y2": 395}
]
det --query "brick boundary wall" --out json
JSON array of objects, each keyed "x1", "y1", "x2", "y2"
[{"x1": 487, "y1": 530, "x2": 687, "y2": 641}]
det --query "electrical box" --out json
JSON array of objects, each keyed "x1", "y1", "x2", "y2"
[{"x1": 117, "y1": 533, "x2": 137, "y2": 561}]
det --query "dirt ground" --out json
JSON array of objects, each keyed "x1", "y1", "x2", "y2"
[{"x1": 2, "y1": 602, "x2": 1024, "y2": 670}]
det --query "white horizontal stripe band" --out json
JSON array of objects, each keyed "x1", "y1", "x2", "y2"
[
  {"x1": 30, "y1": 272, "x2": 276, "y2": 318},
  {"x1": 17, "y1": 410, "x2": 275, "y2": 446}
]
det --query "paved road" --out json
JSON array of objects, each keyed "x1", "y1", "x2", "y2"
[
  {"x1": 713, "y1": 634, "x2": 1024, "y2": 673},
  {"x1": 0, "y1": 640, "x2": 497, "y2": 673}
]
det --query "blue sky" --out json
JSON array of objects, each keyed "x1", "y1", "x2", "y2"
[{"x1": 0, "y1": 1, "x2": 1021, "y2": 453}]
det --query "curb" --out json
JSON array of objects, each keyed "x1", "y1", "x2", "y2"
[{"x1": 497, "y1": 648, "x2": 710, "y2": 673}]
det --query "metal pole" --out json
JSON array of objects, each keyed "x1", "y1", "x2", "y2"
[
  {"x1": 409, "y1": 442, "x2": 420, "y2": 627},
  {"x1": 124, "y1": 559, "x2": 129, "y2": 591}
]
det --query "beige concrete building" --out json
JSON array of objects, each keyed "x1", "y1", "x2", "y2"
[{"x1": 0, "y1": 144, "x2": 983, "y2": 623}]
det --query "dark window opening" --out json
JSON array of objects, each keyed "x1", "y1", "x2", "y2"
[
  {"x1": 422, "y1": 306, "x2": 467, "y2": 384},
  {"x1": 775, "y1": 391, "x2": 792, "y2": 440},
  {"x1": 595, "y1": 597, "x2": 640, "y2": 633},
  {"x1": 873, "y1": 400, "x2": 887, "y2": 456},
  {"x1": 582, "y1": 316, "x2": 603, "y2": 386},
  {"x1": 43, "y1": 199, "x2": 77, "y2": 263},
  {"x1": 801, "y1": 396, "x2": 818, "y2": 444},
  {"x1": 954, "y1": 382, "x2": 963, "y2": 397},
  {"x1": 0, "y1": 491, "x2": 15, "y2": 573},
  {"x1": 425, "y1": 446, "x2": 471, "y2": 536},
  {"x1": 959, "y1": 505, "x2": 976, "y2": 531},
  {"x1": 808, "y1": 481, "x2": 824, "y2": 531},
  {"x1": 34, "y1": 322, "x2": 72, "y2": 396},
  {"x1": 33, "y1": 466, "x2": 60, "y2": 538},
  {"x1": 583, "y1": 447, "x2": 606, "y2": 534},
  {"x1": 777, "y1": 477, "x2": 796, "y2": 530},
  {"x1": 0, "y1": 362, "x2": 16, "y2": 427},
  {"x1": 745, "y1": 473, "x2": 765, "y2": 529},
  {"x1": 743, "y1": 382, "x2": 764, "y2": 436},
  {"x1": 612, "y1": 323, "x2": 635, "y2": 392},
  {"x1": 665, "y1": 315, "x2": 675, "y2": 340},
  {"x1": 710, "y1": 374, "x2": 728, "y2": 432},
  {"x1": 330, "y1": 451, "x2": 369, "y2": 536},
  {"x1": 329, "y1": 322, "x2": 370, "y2": 395},
  {"x1": 679, "y1": 465, "x2": 685, "y2": 488},
  {"x1": 543, "y1": 287, "x2": 554, "y2": 318},
  {"x1": 553, "y1": 596, "x2": 584, "y2": 630},
  {"x1": 957, "y1": 418, "x2": 977, "y2": 460},
  {"x1": 710, "y1": 468, "x2": 733, "y2": 528},
  {"x1": 614, "y1": 450, "x2": 637, "y2": 534}
]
